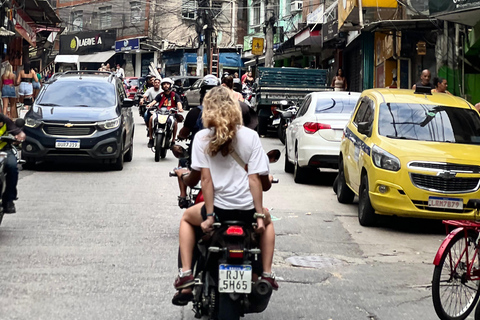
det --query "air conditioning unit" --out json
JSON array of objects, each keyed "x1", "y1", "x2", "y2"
[{"x1": 291, "y1": 1, "x2": 303, "y2": 12}]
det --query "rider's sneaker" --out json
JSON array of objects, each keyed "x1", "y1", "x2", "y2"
[
  {"x1": 178, "y1": 196, "x2": 190, "y2": 209},
  {"x1": 174, "y1": 270, "x2": 194, "y2": 290},
  {"x1": 261, "y1": 272, "x2": 279, "y2": 290},
  {"x1": 147, "y1": 139, "x2": 154, "y2": 148},
  {"x1": 3, "y1": 201, "x2": 15, "y2": 214}
]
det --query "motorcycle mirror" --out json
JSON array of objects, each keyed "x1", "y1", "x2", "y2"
[
  {"x1": 171, "y1": 145, "x2": 188, "y2": 159},
  {"x1": 279, "y1": 100, "x2": 288, "y2": 106},
  {"x1": 267, "y1": 149, "x2": 281, "y2": 163},
  {"x1": 15, "y1": 118, "x2": 25, "y2": 128},
  {"x1": 281, "y1": 111, "x2": 292, "y2": 119}
]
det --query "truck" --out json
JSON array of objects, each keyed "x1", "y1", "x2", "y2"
[{"x1": 253, "y1": 67, "x2": 331, "y2": 136}]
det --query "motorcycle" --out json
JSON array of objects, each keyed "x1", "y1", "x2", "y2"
[
  {"x1": 151, "y1": 107, "x2": 183, "y2": 161},
  {"x1": 136, "y1": 93, "x2": 146, "y2": 117},
  {"x1": 177, "y1": 149, "x2": 281, "y2": 320},
  {"x1": 0, "y1": 119, "x2": 25, "y2": 226},
  {"x1": 242, "y1": 84, "x2": 255, "y2": 109},
  {"x1": 276, "y1": 100, "x2": 298, "y2": 145}
]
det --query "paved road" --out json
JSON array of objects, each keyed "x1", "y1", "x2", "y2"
[{"x1": 0, "y1": 108, "x2": 462, "y2": 319}]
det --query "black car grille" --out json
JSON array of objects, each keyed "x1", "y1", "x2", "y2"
[
  {"x1": 410, "y1": 173, "x2": 480, "y2": 193},
  {"x1": 43, "y1": 124, "x2": 96, "y2": 136},
  {"x1": 409, "y1": 162, "x2": 480, "y2": 173}
]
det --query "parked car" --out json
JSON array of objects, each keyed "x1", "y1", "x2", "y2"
[
  {"x1": 124, "y1": 77, "x2": 139, "y2": 99},
  {"x1": 284, "y1": 91, "x2": 361, "y2": 184},
  {"x1": 336, "y1": 88, "x2": 480, "y2": 226},
  {"x1": 22, "y1": 70, "x2": 135, "y2": 170}
]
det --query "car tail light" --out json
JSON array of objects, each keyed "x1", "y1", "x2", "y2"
[
  {"x1": 225, "y1": 226, "x2": 244, "y2": 236},
  {"x1": 303, "y1": 122, "x2": 331, "y2": 134},
  {"x1": 228, "y1": 249, "x2": 244, "y2": 259}
]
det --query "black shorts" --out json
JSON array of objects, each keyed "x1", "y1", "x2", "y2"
[{"x1": 200, "y1": 205, "x2": 256, "y2": 224}]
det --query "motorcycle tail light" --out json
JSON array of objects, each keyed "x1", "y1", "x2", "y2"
[
  {"x1": 225, "y1": 226, "x2": 244, "y2": 236},
  {"x1": 271, "y1": 106, "x2": 279, "y2": 115},
  {"x1": 228, "y1": 249, "x2": 244, "y2": 259},
  {"x1": 303, "y1": 122, "x2": 331, "y2": 134}
]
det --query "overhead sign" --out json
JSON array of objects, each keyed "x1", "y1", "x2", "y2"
[
  {"x1": 252, "y1": 37, "x2": 264, "y2": 56},
  {"x1": 307, "y1": 4, "x2": 325, "y2": 24},
  {"x1": 115, "y1": 38, "x2": 140, "y2": 52},
  {"x1": 14, "y1": 14, "x2": 36, "y2": 47},
  {"x1": 322, "y1": 20, "x2": 338, "y2": 43},
  {"x1": 60, "y1": 30, "x2": 116, "y2": 55}
]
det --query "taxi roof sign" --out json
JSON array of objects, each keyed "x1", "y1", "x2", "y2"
[{"x1": 252, "y1": 37, "x2": 264, "y2": 56}]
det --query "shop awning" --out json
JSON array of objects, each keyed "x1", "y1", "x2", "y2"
[
  {"x1": 54, "y1": 55, "x2": 79, "y2": 64},
  {"x1": 78, "y1": 51, "x2": 116, "y2": 63}
]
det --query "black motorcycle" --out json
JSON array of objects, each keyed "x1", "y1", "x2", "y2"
[
  {"x1": 0, "y1": 119, "x2": 25, "y2": 226},
  {"x1": 151, "y1": 107, "x2": 183, "y2": 161},
  {"x1": 187, "y1": 150, "x2": 281, "y2": 320}
]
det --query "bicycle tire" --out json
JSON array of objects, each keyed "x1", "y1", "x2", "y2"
[{"x1": 432, "y1": 229, "x2": 480, "y2": 320}]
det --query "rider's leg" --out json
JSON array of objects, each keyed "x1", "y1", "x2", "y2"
[
  {"x1": 3, "y1": 150, "x2": 18, "y2": 213},
  {"x1": 178, "y1": 203, "x2": 203, "y2": 273},
  {"x1": 260, "y1": 215, "x2": 275, "y2": 274},
  {"x1": 148, "y1": 115, "x2": 154, "y2": 139},
  {"x1": 172, "y1": 120, "x2": 178, "y2": 142}
]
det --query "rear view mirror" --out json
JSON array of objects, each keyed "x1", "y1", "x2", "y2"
[
  {"x1": 267, "y1": 149, "x2": 281, "y2": 163},
  {"x1": 357, "y1": 122, "x2": 371, "y2": 136},
  {"x1": 171, "y1": 145, "x2": 188, "y2": 159},
  {"x1": 281, "y1": 111, "x2": 293, "y2": 119}
]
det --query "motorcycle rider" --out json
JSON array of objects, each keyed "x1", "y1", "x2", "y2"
[
  {"x1": 146, "y1": 78, "x2": 183, "y2": 148},
  {"x1": 172, "y1": 86, "x2": 277, "y2": 306},
  {"x1": 141, "y1": 78, "x2": 163, "y2": 123},
  {"x1": 0, "y1": 116, "x2": 26, "y2": 213},
  {"x1": 141, "y1": 74, "x2": 155, "y2": 93}
]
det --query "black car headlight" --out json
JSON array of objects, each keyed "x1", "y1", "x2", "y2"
[
  {"x1": 25, "y1": 117, "x2": 42, "y2": 128},
  {"x1": 372, "y1": 145, "x2": 401, "y2": 171},
  {"x1": 98, "y1": 117, "x2": 121, "y2": 130}
]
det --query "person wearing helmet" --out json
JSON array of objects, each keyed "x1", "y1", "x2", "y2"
[{"x1": 146, "y1": 77, "x2": 184, "y2": 148}]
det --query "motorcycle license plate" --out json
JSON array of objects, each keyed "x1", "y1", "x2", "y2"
[
  {"x1": 272, "y1": 118, "x2": 281, "y2": 126},
  {"x1": 428, "y1": 196, "x2": 463, "y2": 210},
  {"x1": 157, "y1": 114, "x2": 168, "y2": 124},
  {"x1": 55, "y1": 140, "x2": 80, "y2": 148},
  {"x1": 218, "y1": 264, "x2": 252, "y2": 293}
]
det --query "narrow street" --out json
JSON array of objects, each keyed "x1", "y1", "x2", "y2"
[{"x1": 0, "y1": 109, "x2": 453, "y2": 320}]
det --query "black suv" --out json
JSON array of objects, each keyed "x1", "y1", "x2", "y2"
[{"x1": 22, "y1": 71, "x2": 135, "y2": 170}]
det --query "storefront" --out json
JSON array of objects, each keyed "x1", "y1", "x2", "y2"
[{"x1": 115, "y1": 37, "x2": 159, "y2": 77}]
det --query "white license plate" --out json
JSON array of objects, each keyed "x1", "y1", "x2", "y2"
[
  {"x1": 428, "y1": 196, "x2": 464, "y2": 210},
  {"x1": 272, "y1": 118, "x2": 281, "y2": 126},
  {"x1": 55, "y1": 140, "x2": 80, "y2": 149},
  {"x1": 218, "y1": 264, "x2": 252, "y2": 293}
]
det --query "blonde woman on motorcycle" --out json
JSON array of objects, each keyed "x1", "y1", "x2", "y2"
[{"x1": 172, "y1": 85, "x2": 278, "y2": 305}]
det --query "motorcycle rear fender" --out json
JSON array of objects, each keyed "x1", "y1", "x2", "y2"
[{"x1": 433, "y1": 227, "x2": 464, "y2": 265}]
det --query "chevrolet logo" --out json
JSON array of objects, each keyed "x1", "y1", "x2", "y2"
[
  {"x1": 64, "y1": 123, "x2": 74, "y2": 128},
  {"x1": 437, "y1": 170, "x2": 457, "y2": 180}
]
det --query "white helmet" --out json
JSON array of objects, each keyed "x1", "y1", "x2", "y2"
[{"x1": 161, "y1": 77, "x2": 174, "y2": 86}]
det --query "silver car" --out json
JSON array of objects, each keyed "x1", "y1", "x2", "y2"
[{"x1": 183, "y1": 79, "x2": 203, "y2": 108}]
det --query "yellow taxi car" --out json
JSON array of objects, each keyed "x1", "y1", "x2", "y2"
[{"x1": 336, "y1": 87, "x2": 480, "y2": 226}]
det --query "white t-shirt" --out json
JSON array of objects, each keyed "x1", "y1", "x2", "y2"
[
  {"x1": 116, "y1": 67, "x2": 125, "y2": 78},
  {"x1": 144, "y1": 87, "x2": 163, "y2": 102},
  {"x1": 191, "y1": 126, "x2": 269, "y2": 210}
]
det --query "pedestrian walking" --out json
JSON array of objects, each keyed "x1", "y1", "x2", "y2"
[
  {"x1": 32, "y1": 68, "x2": 41, "y2": 99},
  {"x1": 331, "y1": 68, "x2": 347, "y2": 91},
  {"x1": 412, "y1": 69, "x2": 434, "y2": 90},
  {"x1": 116, "y1": 64, "x2": 125, "y2": 80},
  {"x1": 432, "y1": 77, "x2": 452, "y2": 95},
  {"x1": 16, "y1": 62, "x2": 38, "y2": 118},
  {"x1": 1, "y1": 63, "x2": 16, "y2": 117}
]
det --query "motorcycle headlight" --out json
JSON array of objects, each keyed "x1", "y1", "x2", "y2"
[
  {"x1": 98, "y1": 117, "x2": 121, "y2": 130},
  {"x1": 372, "y1": 145, "x2": 401, "y2": 171},
  {"x1": 25, "y1": 117, "x2": 42, "y2": 128}
]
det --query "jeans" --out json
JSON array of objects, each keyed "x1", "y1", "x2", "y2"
[
  {"x1": 2, "y1": 149, "x2": 18, "y2": 204},
  {"x1": 144, "y1": 109, "x2": 152, "y2": 124}
]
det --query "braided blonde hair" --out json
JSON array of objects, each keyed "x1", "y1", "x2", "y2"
[{"x1": 202, "y1": 86, "x2": 242, "y2": 157}]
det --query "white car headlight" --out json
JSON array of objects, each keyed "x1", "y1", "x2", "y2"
[
  {"x1": 98, "y1": 117, "x2": 121, "y2": 130},
  {"x1": 372, "y1": 145, "x2": 401, "y2": 171},
  {"x1": 25, "y1": 117, "x2": 42, "y2": 128}
]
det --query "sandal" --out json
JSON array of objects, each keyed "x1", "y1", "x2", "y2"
[{"x1": 172, "y1": 289, "x2": 193, "y2": 306}]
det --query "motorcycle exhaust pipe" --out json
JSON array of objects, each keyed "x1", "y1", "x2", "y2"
[{"x1": 247, "y1": 279, "x2": 273, "y2": 313}]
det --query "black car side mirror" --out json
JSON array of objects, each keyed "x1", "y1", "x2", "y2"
[
  {"x1": 281, "y1": 111, "x2": 293, "y2": 119},
  {"x1": 357, "y1": 122, "x2": 371, "y2": 136},
  {"x1": 123, "y1": 98, "x2": 135, "y2": 108}
]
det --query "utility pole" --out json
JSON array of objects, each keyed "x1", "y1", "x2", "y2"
[
  {"x1": 264, "y1": 0, "x2": 275, "y2": 68},
  {"x1": 205, "y1": 0, "x2": 212, "y2": 74},
  {"x1": 196, "y1": 0, "x2": 207, "y2": 77}
]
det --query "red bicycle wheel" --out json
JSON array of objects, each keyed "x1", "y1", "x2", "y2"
[{"x1": 432, "y1": 229, "x2": 480, "y2": 320}]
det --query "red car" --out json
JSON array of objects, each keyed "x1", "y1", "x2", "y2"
[{"x1": 123, "y1": 77, "x2": 139, "y2": 99}]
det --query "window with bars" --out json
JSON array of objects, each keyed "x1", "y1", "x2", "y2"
[
  {"x1": 181, "y1": 0, "x2": 196, "y2": 19},
  {"x1": 71, "y1": 10, "x2": 83, "y2": 31},
  {"x1": 99, "y1": 6, "x2": 112, "y2": 28},
  {"x1": 130, "y1": 1, "x2": 141, "y2": 24},
  {"x1": 252, "y1": 0, "x2": 261, "y2": 26}
]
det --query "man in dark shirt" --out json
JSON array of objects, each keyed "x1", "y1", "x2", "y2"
[
  {"x1": 412, "y1": 69, "x2": 434, "y2": 90},
  {"x1": 146, "y1": 78, "x2": 183, "y2": 148},
  {"x1": 0, "y1": 116, "x2": 25, "y2": 213}
]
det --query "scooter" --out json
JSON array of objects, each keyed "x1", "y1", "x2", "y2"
[
  {"x1": 174, "y1": 150, "x2": 281, "y2": 320},
  {"x1": 0, "y1": 119, "x2": 25, "y2": 226},
  {"x1": 151, "y1": 107, "x2": 183, "y2": 161},
  {"x1": 276, "y1": 100, "x2": 298, "y2": 145}
]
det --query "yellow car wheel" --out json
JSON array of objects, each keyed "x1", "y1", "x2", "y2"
[
  {"x1": 358, "y1": 174, "x2": 376, "y2": 226},
  {"x1": 337, "y1": 159, "x2": 354, "y2": 204}
]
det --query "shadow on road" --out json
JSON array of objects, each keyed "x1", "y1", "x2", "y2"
[{"x1": 21, "y1": 160, "x2": 115, "y2": 172}]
